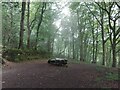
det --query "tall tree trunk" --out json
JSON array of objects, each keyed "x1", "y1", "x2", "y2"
[
  {"x1": 112, "y1": 44, "x2": 116, "y2": 67},
  {"x1": 51, "y1": 38, "x2": 54, "y2": 56},
  {"x1": 101, "y1": 9, "x2": 105, "y2": 65},
  {"x1": 67, "y1": 42, "x2": 70, "y2": 58},
  {"x1": 18, "y1": 2, "x2": 26, "y2": 49},
  {"x1": 35, "y1": 2, "x2": 46, "y2": 50},
  {"x1": 92, "y1": 17, "x2": 95, "y2": 63},
  {"x1": 72, "y1": 28, "x2": 75, "y2": 59},
  {"x1": 112, "y1": 21, "x2": 117, "y2": 67},
  {"x1": 80, "y1": 32, "x2": 84, "y2": 61},
  {"x1": 118, "y1": 52, "x2": 120, "y2": 67},
  {"x1": 9, "y1": 3, "x2": 13, "y2": 48},
  {"x1": 76, "y1": 10, "x2": 84, "y2": 61},
  {"x1": 84, "y1": 33, "x2": 89, "y2": 61},
  {"x1": 47, "y1": 35, "x2": 51, "y2": 54},
  {"x1": 27, "y1": 1, "x2": 30, "y2": 49},
  {"x1": 94, "y1": 26, "x2": 99, "y2": 63}
]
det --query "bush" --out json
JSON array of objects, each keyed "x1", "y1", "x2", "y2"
[
  {"x1": 2, "y1": 48, "x2": 51, "y2": 62},
  {"x1": 105, "y1": 72, "x2": 119, "y2": 81},
  {"x1": 2, "y1": 48, "x2": 24, "y2": 62}
]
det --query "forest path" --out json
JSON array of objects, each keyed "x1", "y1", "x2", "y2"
[{"x1": 2, "y1": 60, "x2": 119, "y2": 88}]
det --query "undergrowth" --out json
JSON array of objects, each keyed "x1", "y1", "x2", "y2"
[{"x1": 2, "y1": 48, "x2": 51, "y2": 62}]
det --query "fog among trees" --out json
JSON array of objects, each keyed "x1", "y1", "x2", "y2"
[{"x1": 2, "y1": 1, "x2": 120, "y2": 67}]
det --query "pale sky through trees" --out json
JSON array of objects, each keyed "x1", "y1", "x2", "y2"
[{"x1": 53, "y1": 1, "x2": 70, "y2": 30}]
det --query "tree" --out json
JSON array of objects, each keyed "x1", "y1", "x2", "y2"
[
  {"x1": 96, "y1": 2, "x2": 120, "y2": 67},
  {"x1": 27, "y1": 0, "x2": 30, "y2": 49},
  {"x1": 18, "y1": 1, "x2": 26, "y2": 49},
  {"x1": 35, "y1": 2, "x2": 46, "y2": 50}
]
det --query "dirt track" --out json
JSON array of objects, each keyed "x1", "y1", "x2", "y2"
[{"x1": 2, "y1": 60, "x2": 119, "y2": 88}]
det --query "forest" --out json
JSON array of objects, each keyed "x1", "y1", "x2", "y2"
[
  {"x1": 1, "y1": 1, "x2": 120, "y2": 88},
  {"x1": 2, "y1": 1, "x2": 120, "y2": 67}
]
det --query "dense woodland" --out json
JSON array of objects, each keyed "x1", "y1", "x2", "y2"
[{"x1": 2, "y1": 1, "x2": 120, "y2": 68}]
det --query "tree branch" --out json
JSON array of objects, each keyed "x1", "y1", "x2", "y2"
[
  {"x1": 116, "y1": 48, "x2": 120, "y2": 53},
  {"x1": 115, "y1": 2, "x2": 120, "y2": 9},
  {"x1": 115, "y1": 27, "x2": 120, "y2": 36},
  {"x1": 116, "y1": 39, "x2": 120, "y2": 46},
  {"x1": 30, "y1": 4, "x2": 41, "y2": 28},
  {"x1": 114, "y1": 10, "x2": 120, "y2": 19},
  {"x1": 95, "y1": 2, "x2": 109, "y2": 14},
  {"x1": 116, "y1": 34, "x2": 120, "y2": 41},
  {"x1": 104, "y1": 37, "x2": 109, "y2": 43},
  {"x1": 85, "y1": 3, "x2": 102, "y2": 26},
  {"x1": 115, "y1": 16, "x2": 120, "y2": 22}
]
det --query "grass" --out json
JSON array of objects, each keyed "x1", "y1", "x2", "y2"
[
  {"x1": 2, "y1": 48, "x2": 50, "y2": 62},
  {"x1": 68, "y1": 59, "x2": 80, "y2": 64},
  {"x1": 105, "y1": 72, "x2": 119, "y2": 81},
  {"x1": 96, "y1": 66, "x2": 106, "y2": 72},
  {"x1": 95, "y1": 65, "x2": 119, "y2": 81}
]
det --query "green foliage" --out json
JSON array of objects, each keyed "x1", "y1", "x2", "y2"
[
  {"x1": 2, "y1": 48, "x2": 23, "y2": 62},
  {"x1": 2, "y1": 2, "x2": 120, "y2": 68},
  {"x1": 2, "y1": 48, "x2": 50, "y2": 62},
  {"x1": 95, "y1": 66, "x2": 119, "y2": 81},
  {"x1": 69, "y1": 2, "x2": 80, "y2": 11},
  {"x1": 96, "y1": 66, "x2": 105, "y2": 72},
  {"x1": 95, "y1": 73, "x2": 119, "y2": 83},
  {"x1": 105, "y1": 72, "x2": 119, "y2": 81}
]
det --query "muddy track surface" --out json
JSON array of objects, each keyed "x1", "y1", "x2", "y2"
[{"x1": 2, "y1": 60, "x2": 119, "y2": 88}]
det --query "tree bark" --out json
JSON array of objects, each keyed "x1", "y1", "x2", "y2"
[
  {"x1": 18, "y1": 2, "x2": 26, "y2": 49},
  {"x1": 100, "y1": 9, "x2": 105, "y2": 65},
  {"x1": 72, "y1": 28, "x2": 75, "y2": 59},
  {"x1": 76, "y1": 10, "x2": 84, "y2": 61},
  {"x1": 94, "y1": 25, "x2": 99, "y2": 63},
  {"x1": 92, "y1": 17, "x2": 95, "y2": 63},
  {"x1": 112, "y1": 21, "x2": 117, "y2": 67},
  {"x1": 27, "y1": 1, "x2": 30, "y2": 49}
]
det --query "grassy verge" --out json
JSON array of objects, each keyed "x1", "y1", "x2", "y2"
[
  {"x1": 2, "y1": 48, "x2": 50, "y2": 62},
  {"x1": 95, "y1": 66, "x2": 119, "y2": 81}
]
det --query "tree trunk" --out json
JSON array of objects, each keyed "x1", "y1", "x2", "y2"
[
  {"x1": 112, "y1": 21, "x2": 117, "y2": 67},
  {"x1": 18, "y1": 2, "x2": 26, "y2": 49},
  {"x1": 47, "y1": 35, "x2": 51, "y2": 54},
  {"x1": 101, "y1": 9, "x2": 105, "y2": 66},
  {"x1": 76, "y1": 10, "x2": 84, "y2": 61},
  {"x1": 72, "y1": 28, "x2": 75, "y2": 59},
  {"x1": 9, "y1": 3, "x2": 13, "y2": 48},
  {"x1": 94, "y1": 26, "x2": 99, "y2": 63},
  {"x1": 91, "y1": 17, "x2": 95, "y2": 63},
  {"x1": 112, "y1": 44, "x2": 116, "y2": 67},
  {"x1": 35, "y1": 2, "x2": 46, "y2": 50},
  {"x1": 27, "y1": 1, "x2": 30, "y2": 49}
]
